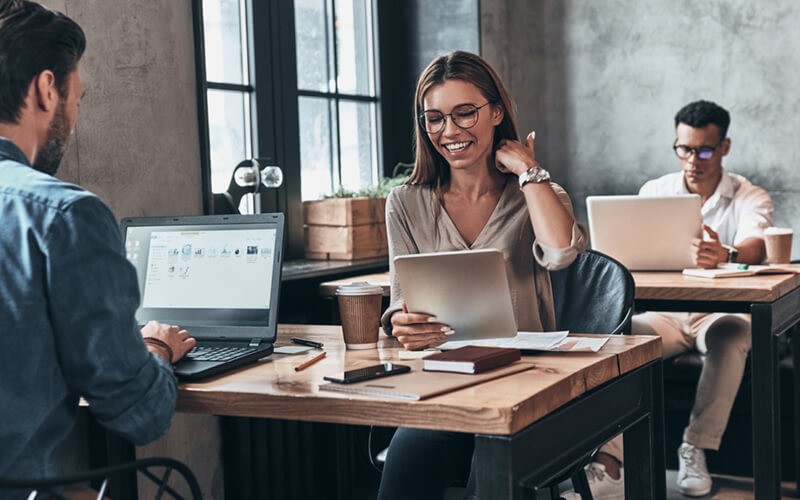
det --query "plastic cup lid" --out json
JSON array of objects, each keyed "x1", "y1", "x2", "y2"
[
  {"x1": 764, "y1": 227, "x2": 793, "y2": 235},
  {"x1": 336, "y1": 281, "x2": 384, "y2": 296}
]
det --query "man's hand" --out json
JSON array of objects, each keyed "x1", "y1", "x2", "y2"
[
  {"x1": 141, "y1": 320, "x2": 196, "y2": 363},
  {"x1": 691, "y1": 224, "x2": 728, "y2": 269}
]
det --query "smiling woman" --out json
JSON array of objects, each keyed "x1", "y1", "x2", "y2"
[{"x1": 376, "y1": 50, "x2": 589, "y2": 500}]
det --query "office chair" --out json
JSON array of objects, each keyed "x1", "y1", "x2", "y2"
[
  {"x1": 0, "y1": 457, "x2": 202, "y2": 500},
  {"x1": 545, "y1": 249, "x2": 635, "y2": 499}
]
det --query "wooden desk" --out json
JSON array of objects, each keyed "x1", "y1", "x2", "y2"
[
  {"x1": 632, "y1": 271, "x2": 800, "y2": 499},
  {"x1": 178, "y1": 325, "x2": 666, "y2": 499}
]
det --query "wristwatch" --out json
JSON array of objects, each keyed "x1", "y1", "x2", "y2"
[
  {"x1": 724, "y1": 245, "x2": 739, "y2": 263},
  {"x1": 518, "y1": 165, "x2": 551, "y2": 188}
]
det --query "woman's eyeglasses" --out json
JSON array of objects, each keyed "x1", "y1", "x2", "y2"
[
  {"x1": 418, "y1": 102, "x2": 492, "y2": 134},
  {"x1": 673, "y1": 142, "x2": 721, "y2": 160}
]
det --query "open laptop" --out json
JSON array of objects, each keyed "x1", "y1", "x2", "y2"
[
  {"x1": 393, "y1": 249, "x2": 518, "y2": 341},
  {"x1": 121, "y1": 213, "x2": 284, "y2": 380},
  {"x1": 586, "y1": 194, "x2": 702, "y2": 271}
]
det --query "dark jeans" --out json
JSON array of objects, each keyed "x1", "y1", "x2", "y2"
[{"x1": 377, "y1": 427, "x2": 476, "y2": 500}]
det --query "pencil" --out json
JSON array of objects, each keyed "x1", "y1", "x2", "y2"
[{"x1": 294, "y1": 351, "x2": 327, "y2": 372}]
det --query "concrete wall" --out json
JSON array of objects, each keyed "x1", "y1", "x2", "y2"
[
  {"x1": 41, "y1": 1, "x2": 219, "y2": 497},
  {"x1": 45, "y1": 0, "x2": 203, "y2": 218},
  {"x1": 482, "y1": 0, "x2": 800, "y2": 257}
]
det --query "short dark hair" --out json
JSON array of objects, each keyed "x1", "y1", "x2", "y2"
[
  {"x1": 674, "y1": 100, "x2": 731, "y2": 140},
  {"x1": 0, "y1": 0, "x2": 85, "y2": 123}
]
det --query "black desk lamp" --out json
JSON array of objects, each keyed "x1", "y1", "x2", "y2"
[{"x1": 212, "y1": 158, "x2": 283, "y2": 214}]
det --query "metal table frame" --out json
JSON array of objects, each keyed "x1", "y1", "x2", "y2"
[
  {"x1": 474, "y1": 361, "x2": 665, "y2": 499},
  {"x1": 636, "y1": 283, "x2": 800, "y2": 499}
]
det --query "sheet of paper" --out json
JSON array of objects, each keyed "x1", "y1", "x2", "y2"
[
  {"x1": 439, "y1": 331, "x2": 569, "y2": 351},
  {"x1": 550, "y1": 337, "x2": 609, "y2": 352}
]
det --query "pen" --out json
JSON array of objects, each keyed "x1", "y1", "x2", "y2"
[
  {"x1": 291, "y1": 337, "x2": 324, "y2": 349},
  {"x1": 294, "y1": 351, "x2": 327, "y2": 372}
]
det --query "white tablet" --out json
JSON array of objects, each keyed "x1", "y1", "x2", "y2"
[{"x1": 393, "y1": 249, "x2": 517, "y2": 341}]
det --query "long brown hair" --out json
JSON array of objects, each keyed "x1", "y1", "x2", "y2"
[{"x1": 409, "y1": 51, "x2": 520, "y2": 187}]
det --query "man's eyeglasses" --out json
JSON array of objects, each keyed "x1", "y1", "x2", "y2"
[
  {"x1": 418, "y1": 102, "x2": 493, "y2": 134},
  {"x1": 673, "y1": 142, "x2": 721, "y2": 161}
]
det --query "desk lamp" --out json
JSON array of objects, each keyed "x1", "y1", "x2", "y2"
[{"x1": 212, "y1": 158, "x2": 283, "y2": 214}]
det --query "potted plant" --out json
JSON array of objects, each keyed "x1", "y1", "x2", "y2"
[{"x1": 303, "y1": 173, "x2": 409, "y2": 260}]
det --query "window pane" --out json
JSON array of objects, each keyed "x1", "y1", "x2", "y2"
[
  {"x1": 203, "y1": 0, "x2": 245, "y2": 84},
  {"x1": 299, "y1": 96, "x2": 338, "y2": 200},
  {"x1": 294, "y1": 0, "x2": 332, "y2": 92},
  {"x1": 207, "y1": 89, "x2": 250, "y2": 193},
  {"x1": 338, "y1": 100, "x2": 376, "y2": 192},
  {"x1": 335, "y1": 0, "x2": 374, "y2": 95}
]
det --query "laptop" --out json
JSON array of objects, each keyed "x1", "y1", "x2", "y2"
[
  {"x1": 393, "y1": 249, "x2": 518, "y2": 341},
  {"x1": 121, "y1": 213, "x2": 284, "y2": 380},
  {"x1": 586, "y1": 194, "x2": 702, "y2": 271}
]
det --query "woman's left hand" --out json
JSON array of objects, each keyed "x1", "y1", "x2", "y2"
[{"x1": 495, "y1": 131, "x2": 539, "y2": 176}]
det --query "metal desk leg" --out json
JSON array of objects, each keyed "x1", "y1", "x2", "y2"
[
  {"x1": 751, "y1": 303, "x2": 782, "y2": 499},
  {"x1": 623, "y1": 362, "x2": 666, "y2": 500},
  {"x1": 793, "y1": 327, "x2": 800, "y2": 495}
]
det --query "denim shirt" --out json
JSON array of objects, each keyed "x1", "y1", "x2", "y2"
[{"x1": 0, "y1": 137, "x2": 177, "y2": 478}]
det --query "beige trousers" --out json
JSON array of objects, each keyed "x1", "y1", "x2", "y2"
[{"x1": 600, "y1": 311, "x2": 751, "y2": 462}]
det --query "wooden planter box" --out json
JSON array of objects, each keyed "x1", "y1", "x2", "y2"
[{"x1": 303, "y1": 197, "x2": 388, "y2": 260}]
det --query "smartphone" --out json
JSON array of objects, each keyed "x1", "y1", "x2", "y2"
[{"x1": 323, "y1": 363, "x2": 411, "y2": 384}]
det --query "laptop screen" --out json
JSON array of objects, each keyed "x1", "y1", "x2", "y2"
[{"x1": 121, "y1": 214, "x2": 284, "y2": 338}]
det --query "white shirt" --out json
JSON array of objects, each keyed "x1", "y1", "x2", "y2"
[{"x1": 639, "y1": 169, "x2": 773, "y2": 246}]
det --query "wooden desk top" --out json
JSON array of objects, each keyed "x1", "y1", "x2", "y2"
[
  {"x1": 319, "y1": 270, "x2": 800, "y2": 304},
  {"x1": 177, "y1": 324, "x2": 661, "y2": 435},
  {"x1": 633, "y1": 271, "x2": 800, "y2": 303}
]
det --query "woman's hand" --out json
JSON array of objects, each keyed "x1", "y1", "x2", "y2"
[
  {"x1": 141, "y1": 320, "x2": 197, "y2": 363},
  {"x1": 495, "y1": 131, "x2": 538, "y2": 176},
  {"x1": 391, "y1": 307, "x2": 454, "y2": 351}
]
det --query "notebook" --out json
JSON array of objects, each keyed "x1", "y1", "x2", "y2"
[
  {"x1": 393, "y1": 249, "x2": 518, "y2": 341},
  {"x1": 121, "y1": 213, "x2": 284, "y2": 380},
  {"x1": 586, "y1": 194, "x2": 702, "y2": 271}
]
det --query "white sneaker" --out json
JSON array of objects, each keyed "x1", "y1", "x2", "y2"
[
  {"x1": 677, "y1": 442, "x2": 712, "y2": 497},
  {"x1": 560, "y1": 462, "x2": 624, "y2": 500}
]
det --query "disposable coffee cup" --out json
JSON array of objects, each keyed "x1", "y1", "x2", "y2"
[
  {"x1": 764, "y1": 227, "x2": 793, "y2": 265},
  {"x1": 337, "y1": 282, "x2": 384, "y2": 350}
]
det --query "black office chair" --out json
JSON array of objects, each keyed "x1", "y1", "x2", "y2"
[
  {"x1": 551, "y1": 249, "x2": 635, "y2": 335},
  {"x1": 0, "y1": 457, "x2": 202, "y2": 500},
  {"x1": 546, "y1": 249, "x2": 635, "y2": 500}
]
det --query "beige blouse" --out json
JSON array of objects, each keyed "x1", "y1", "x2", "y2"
[{"x1": 381, "y1": 180, "x2": 588, "y2": 334}]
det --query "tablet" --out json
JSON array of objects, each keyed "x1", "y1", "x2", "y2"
[{"x1": 393, "y1": 249, "x2": 517, "y2": 341}]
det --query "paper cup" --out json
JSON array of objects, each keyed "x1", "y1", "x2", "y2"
[
  {"x1": 337, "y1": 282, "x2": 384, "y2": 350},
  {"x1": 764, "y1": 227, "x2": 793, "y2": 265}
]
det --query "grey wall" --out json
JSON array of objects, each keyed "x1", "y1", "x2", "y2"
[
  {"x1": 41, "y1": 1, "x2": 219, "y2": 496},
  {"x1": 45, "y1": 0, "x2": 203, "y2": 218},
  {"x1": 482, "y1": 0, "x2": 800, "y2": 257}
]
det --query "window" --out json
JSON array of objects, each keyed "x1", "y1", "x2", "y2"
[
  {"x1": 196, "y1": 0, "x2": 381, "y2": 204},
  {"x1": 294, "y1": 0, "x2": 381, "y2": 200},
  {"x1": 200, "y1": 0, "x2": 254, "y2": 195}
]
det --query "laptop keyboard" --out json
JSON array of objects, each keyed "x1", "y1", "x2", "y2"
[{"x1": 185, "y1": 346, "x2": 258, "y2": 362}]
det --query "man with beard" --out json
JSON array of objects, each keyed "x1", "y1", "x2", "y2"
[
  {"x1": 0, "y1": 0, "x2": 197, "y2": 482},
  {"x1": 565, "y1": 100, "x2": 773, "y2": 499}
]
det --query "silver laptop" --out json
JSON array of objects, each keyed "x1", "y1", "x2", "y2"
[
  {"x1": 393, "y1": 249, "x2": 517, "y2": 341},
  {"x1": 121, "y1": 213, "x2": 284, "y2": 380},
  {"x1": 586, "y1": 194, "x2": 702, "y2": 271}
]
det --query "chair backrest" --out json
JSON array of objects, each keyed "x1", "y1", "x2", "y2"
[
  {"x1": 550, "y1": 249, "x2": 635, "y2": 335},
  {"x1": 0, "y1": 457, "x2": 202, "y2": 500}
]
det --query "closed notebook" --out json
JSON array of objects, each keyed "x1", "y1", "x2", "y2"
[{"x1": 423, "y1": 346, "x2": 521, "y2": 374}]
